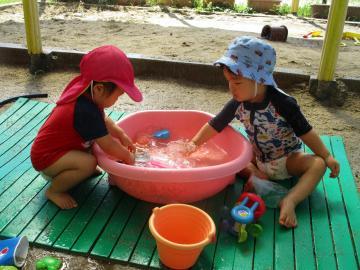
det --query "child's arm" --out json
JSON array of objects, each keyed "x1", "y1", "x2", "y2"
[
  {"x1": 191, "y1": 123, "x2": 218, "y2": 146},
  {"x1": 104, "y1": 117, "x2": 135, "y2": 152},
  {"x1": 95, "y1": 134, "x2": 135, "y2": 164},
  {"x1": 300, "y1": 129, "x2": 340, "y2": 178}
]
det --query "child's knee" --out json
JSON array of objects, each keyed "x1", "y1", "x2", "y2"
[
  {"x1": 312, "y1": 156, "x2": 326, "y2": 173},
  {"x1": 81, "y1": 154, "x2": 97, "y2": 173}
]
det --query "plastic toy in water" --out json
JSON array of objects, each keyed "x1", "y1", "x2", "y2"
[
  {"x1": 153, "y1": 129, "x2": 170, "y2": 139},
  {"x1": 222, "y1": 192, "x2": 266, "y2": 243},
  {"x1": 0, "y1": 236, "x2": 28, "y2": 267},
  {"x1": 35, "y1": 256, "x2": 62, "y2": 270}
]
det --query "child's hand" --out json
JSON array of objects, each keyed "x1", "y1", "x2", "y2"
[
  {"x1": 184, "y1": 141, "x2": 197, "y2": 154},
  {"x1": 326, "y1": 155, "x2": 340, "y2": 178},
  {"x1": 125, "y1": 151, "x2": 135, "y2": 165},
  {"x1": 120, "y1": 133, "x2": 136, "y2": 153}
]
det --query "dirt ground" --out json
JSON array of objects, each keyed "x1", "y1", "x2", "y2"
[
  {"x1": 0, "y1": 2, "x2": 359, "y2": 270},
  {"x1": 0, "y1": 2, "x2": 360, "y2": 77}
]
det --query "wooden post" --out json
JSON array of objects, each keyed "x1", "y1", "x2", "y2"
[
  {"x1": 22, "y1": 0, "x2": 46, "y2": 73},
  {"x1": 317, "y1": 0, "x2": 349, "y2": 81},
  {"x1": 291, "y1": 0, "x2": 299, "y2": 15}
]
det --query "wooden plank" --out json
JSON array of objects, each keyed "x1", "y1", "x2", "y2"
[
  {"x1": 0, "y1": 127, "x2": 41, "y2": 171},
  {"x1": 110, "y1": 202, "x2": 154, "y2": 262},
  {"x1": 0, "y1": 99, "x2": 38, "y2": 135},
  {"x1": 0, "y1": 159, "x2": 32, "y2": 195},
  {"x1": 321, "y1": 136, "x2": 358, "y2": 270},
  {"x1": 293, "y1": 198, "x2": 316, "y2": 270},
  {"x1": 53, "y1": 176, "x2": 112, "y2": 250},
  {"x1": 253, "y1": 209, "x2": 274, "y2": 270},
  {"x1": 1, "y1": 183, "x2": 50, "y2": 237},
  {"x1": 20, "y1": 175, "x2": 102, "y2": 243},
  {"x1": 304, "y1": 143, "x2": 337, "y2": 270},
  {"x1": 0, "y1": 175, "x2": 47, "y2": 231},
  {"x1": 34, "y1": 173, "x2": 106, "y2": 247},
  {"x1": 330, "y1": 136, "x2": 360, "y2": 263},
  {"x1": 0, "y1": 102, "x2": 51, "y2": 146},
  {"x1": 192, "y1": 188, "x2": 227, "y2": 270},
  {"x1": 128, "y1": 203, "x2": 157, "y2": 267},
  {"x1": 0, "y1": 165, "x2": 38, "y2": 212},
  {"x1": 91, "y1": 194, "x2": 138, "y2": 259},
  {"x1": 149, "y1": 250, "x2": 161, "y2": 270},
  {"x1": 274, "y1": 180, "x2": 294, "y2": 270},
  {"x1": 0, "y1": 98, "x2": 28, "y2": 125},
  {"x1": 71, "y1": 187, "x2": 124, "y2": 254},
  {"x1": 212, "y1": 181, "x2": 244, "y2": 270}
]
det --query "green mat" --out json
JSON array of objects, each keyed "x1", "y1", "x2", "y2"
[{"x1": 0, "y1": 98, "x2": 359, "y2": 270}]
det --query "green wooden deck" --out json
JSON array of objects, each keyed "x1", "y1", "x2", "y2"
[{"x1": 0, "y1": 98, "x2": 359, "y2": 270}]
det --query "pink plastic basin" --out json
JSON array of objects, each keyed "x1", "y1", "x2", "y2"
[{"x1": 93, "y1": 110, "x2": 252, "y2": 204}]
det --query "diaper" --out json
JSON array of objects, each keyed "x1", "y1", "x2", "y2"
[{"x1": 256, "y1": 151, "x2": 301, "y2": 180}]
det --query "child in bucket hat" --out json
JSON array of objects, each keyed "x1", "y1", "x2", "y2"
[
  {"x1": 191, "y1": 36, "x2": 339, "y2": 228},
  {"x1": 31, "y1": 45, "x2": 142, "y2": 209}
]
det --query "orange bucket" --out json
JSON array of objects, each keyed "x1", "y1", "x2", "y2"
[{"x1": 149, "y1": 204, "x2": 216, "y2": 269}]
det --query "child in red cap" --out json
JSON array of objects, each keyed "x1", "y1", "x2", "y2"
[{"x1": 31, "y1": 45, "x2": 142, "y2": 209}]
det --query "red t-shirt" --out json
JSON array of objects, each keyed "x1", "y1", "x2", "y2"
[{"x1": 31, "y1": 95, "x2": 107, "y2": 171}]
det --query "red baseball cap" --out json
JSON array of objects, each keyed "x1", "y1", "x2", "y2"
[{"x1": 57, "y1": 45, "x2": 142, "y2": 105}]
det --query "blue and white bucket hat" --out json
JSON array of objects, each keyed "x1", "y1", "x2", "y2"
[{"x1": 215, "y1": 36, "x2": 277, "y2": 87}]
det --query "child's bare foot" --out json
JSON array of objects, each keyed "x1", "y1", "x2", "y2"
[
  {"x1": 279, "y1": 198, "x2": 297, "y2": 228},
  {"x1": 46, "y1": 189, "x2": 78, "y2": 209}
]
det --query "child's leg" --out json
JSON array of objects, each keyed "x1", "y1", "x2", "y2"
[
  {"x1": 42, "y1": 150, "x2": 98, "y2": 209},
  {"x1": 280, "y1": 152, "x2": 326, "y2": 228}
]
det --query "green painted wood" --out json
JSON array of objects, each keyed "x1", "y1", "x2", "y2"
[
  {"x1": 35, "y1": 173, "x2": 106, "y2": 246},
  {"x1": 0, "y1": 103, "x2": 51, "y2": 146},
  {"x1": 149, "y1": 250, "x2": 161, "y2": 269},
  {"x1": 330, "y1": 136, "x2": 360, "y2": 262},
  {"x1": 1, "y1": 183, "x2": 50, "y2": 237},
  {"x1": 0, "y1": 101, "x2": 358, "y2": 270},
  {"x1": 192, "y1": 188, "x2": 227, "y2": 270},
  {"x1": 20, "y1": 175, "x2": 102, "y2": 243},
  {"x1": 128, "y1": 203, "x2": 157, "y2": 267},
  {"x1": 212, "y1": 181, "x2": 244, "y2": 270},
  {"x1": 19, "y1": 202, "x2": 59, "y2": 243},
  {"x1": 0, "y1": 126, "x2": 42, "y2": 172},
  {"x1": 0, "y1": 98, "x2": 28, "y2": 125},
  {"x1": 91, "y1": 194, "x2": 138, "y2": 259},
  {"x1": 110, "y1": 202, "x2": 154, "y2": 262},
  {"x1": 0, "y1": 165, "x2": 38, "y2": 213},
  {"x1": 0, "y1": 159, "x2": 32, "y2": 195},
  {"x1": 71, "y1": 187, "x2": 124, "y2": 254},
  {"x1": 53, "y1": 176, "x2": 112, "y2": 250},
  {"x1": 253, "y1": 209, "x2": 274, "y2": 270},
  {"x1": 321, "y1": 136, "x2": 358, "y2": 270},
  {"x1": 293, "y1": 198, "x2": 316, "y2": 270},
  {"x1": 303, "y1": 144, "x2": 337, "y2": 270},
  {"x1": 274, "y1": 180, "x2": 294, "y2": 270},
  {"x1": 0, "y1": 104, "x2": 50, "y2": 166},
  {"x1": 0, "y1": 98, "x2": 37, "y2": 134},
  {"x1": 0, "y1": 175, "x2": 47, "y2": 231}
]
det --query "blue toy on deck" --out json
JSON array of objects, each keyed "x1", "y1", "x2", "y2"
[{"x1": 222, "y1": 192, "x2": 266, "y2": 243}]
